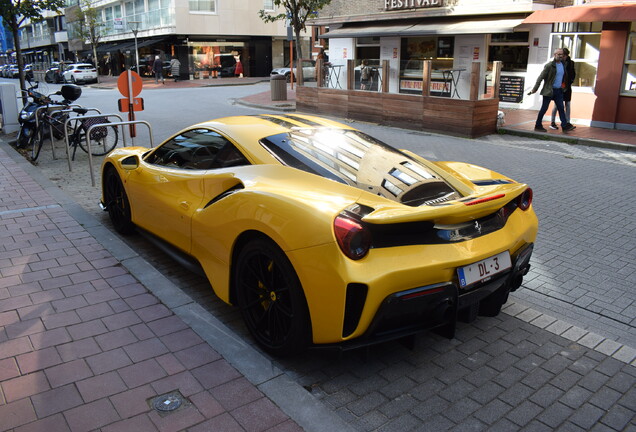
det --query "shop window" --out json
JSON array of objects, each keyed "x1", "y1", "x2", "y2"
[
  {"x1": 189, "y1": 0, "x2": 216, "y2": 13},
  {"x1": 623, "y1": 32, "x2": 636, "y2": 95},
  {"x1": 399, "y1": 36, "x2": 454, "y2": 95},
  {"x1": 488, "y1": 32, "x2": 529, "y2": 72},
  {"x1": 356, "y1": 37, "x2": 380, "y2": 65},
  {"x1": 551, "y1": 26, "x2": 601, "y2": 88}
]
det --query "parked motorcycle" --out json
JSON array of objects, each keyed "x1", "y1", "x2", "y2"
[{"x1": 15, "y1": 80, "x2": 82, "y2": 149}]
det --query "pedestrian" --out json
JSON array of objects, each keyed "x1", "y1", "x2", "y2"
[
  {"x1": 528, "y1": 48, "x2": 576, "y2": 132},
  {"x1": 234, "y1": 54, "x2": 243, "y2": 78},
  {"x1": 550, "y1": 47, "x2": 575, "y2": 129},
  {"x1": 360, "y1": 59, "x2": 371, "y2": 90},
  {"x1": 170, "y1": 57, "x2": 181, "y2": 82},
  {"x1": 153, "y1": 55, "x2": 164, "y2": 84}
]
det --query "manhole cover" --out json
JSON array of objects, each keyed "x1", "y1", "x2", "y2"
[{"x1": 150, "y1": 391, "x2": 186, "y2": 413}]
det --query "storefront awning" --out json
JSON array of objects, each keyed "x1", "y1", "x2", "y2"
[
  {"x1": 522, "y1": 3, "x2": 636, "y2": 24},
  {"x1": 322, "y1": 18, "x2": 525, "y2": 38}
]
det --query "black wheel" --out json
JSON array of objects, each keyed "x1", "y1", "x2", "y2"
[
  {"x1": 30, "y1": 124, "x2": 44, "y2": 161},
  {"x1": 16, "y1": 126, "x2": 33, "y2": 148},
  {"x1": 103, "y1": 167, "x2": 135, "y2": 234},
  {"x1": 235, "y1": 238, "x2": 311, "y2": 356},
  {"x1": 78, "y1": 124, "x2": 119, "y2": 156},
  {"x1": 285, "y1": 73, "x2": 291, "y2": 83}
]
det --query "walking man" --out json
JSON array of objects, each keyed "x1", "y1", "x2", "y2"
[
  {"x1": 528, "y1": 48, "x2": 576, "y2": 132},
  {"x1": 153, "y1": 55, "x2": 164, "y2": 84}
]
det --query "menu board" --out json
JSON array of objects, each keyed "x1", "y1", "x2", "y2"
[{"x1": 499, "y1": 75, "x2": 525, "y2": 103}]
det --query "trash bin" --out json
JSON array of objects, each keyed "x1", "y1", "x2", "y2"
[{"x1": 270, "y1": 74, "x2": 287, "y2": 101}]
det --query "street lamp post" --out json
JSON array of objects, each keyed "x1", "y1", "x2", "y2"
[{"x1": 128, "y1": 20, "x2": 140, "y2": 74}]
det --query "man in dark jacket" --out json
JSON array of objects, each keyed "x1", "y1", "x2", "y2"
[
  {"x1": 550, "y1": 47, "x2": 575, "y2": 129},
  {"x1": 153, "y1": 55, "x2": 164, "y2": 84},
  {"x1": 528, "y1": 48, "x2": 576, "y2": 132}
]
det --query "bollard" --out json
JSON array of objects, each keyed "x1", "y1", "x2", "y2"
[{"x1": 270, "y1": 74, "x2": 287, "y2": 101}]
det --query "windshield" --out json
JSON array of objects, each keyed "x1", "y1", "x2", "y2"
[{"x1": 260, "y1": 129, "x2": 461, "y2": 207}]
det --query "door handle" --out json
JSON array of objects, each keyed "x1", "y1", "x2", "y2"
[{"x1": 180, "y1": 201, "x2": 190, "y2": 210}]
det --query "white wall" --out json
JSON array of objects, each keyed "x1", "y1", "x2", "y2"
[
  {"x1": 452, "y1": 34, "x2": 488, "y2": 100},
  {"x1": 380, "y1": 37, "x2": 401, "y2": 93},
  {"x1": 328, "y1": 37, "x2": 355, "y2": 89}
]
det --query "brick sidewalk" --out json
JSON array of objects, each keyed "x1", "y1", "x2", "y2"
[{"x1": 0, "y1": 145, "x2": 304, "y2": 432}]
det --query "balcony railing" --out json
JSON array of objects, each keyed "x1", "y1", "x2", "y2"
[
  {"x1": 99, "y1": 7, "x2": 175, "y2": 37},
  {"x1": 20, "y1": 33, "x2": 56, "y2": 49}
]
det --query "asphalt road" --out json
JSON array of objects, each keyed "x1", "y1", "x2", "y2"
[{"x1": 3, "y1": 78, "x2": 635, "y2": 431}]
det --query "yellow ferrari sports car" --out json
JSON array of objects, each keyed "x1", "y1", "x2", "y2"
[{"x1": 100, "y1": 114, "x2": 538, "y2": 355}]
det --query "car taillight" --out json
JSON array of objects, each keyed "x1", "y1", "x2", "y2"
[
  {"x1": 334, "y1": 215, "x2": 371, "y2": 260},
  {"x1": 517, "y1": 188, "x2": 533, "y2": 211}
]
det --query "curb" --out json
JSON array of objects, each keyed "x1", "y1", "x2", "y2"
[
  {"x1": 232, "y1": 97, "x2": 296, "y2": 112},
  {"x1": 500, "y1": 127, "x2": 636, "y2": 153}
]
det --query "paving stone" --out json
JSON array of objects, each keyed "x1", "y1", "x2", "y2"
[
  {"x1": 600, "y1": 404, "x2": 635, "y2": 431},
  {"x1": 569, "y1": 403, "x2": 605, "y2": 430}
]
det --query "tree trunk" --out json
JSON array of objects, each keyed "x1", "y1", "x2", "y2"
[
  {"x1": 10, "y1": 16, "x2": 28, "y2": 105},
  {"x1": 92, "y1": 44, "x2": 99, "y2": 83},
  {"x1": 294, "y1": 28, "x2": 304, "y2": 82}
]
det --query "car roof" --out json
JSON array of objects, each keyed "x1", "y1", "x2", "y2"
[{"x1": 175, "y1": 114, "x2": 355, "y2": 164}]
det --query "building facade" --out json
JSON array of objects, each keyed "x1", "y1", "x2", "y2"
[
  {"x1": 309, "y1": 0, "x2": 636, "y2": 131},
  {"x1": 16, "y1": 0, "x2": 309, "y2": 79}
]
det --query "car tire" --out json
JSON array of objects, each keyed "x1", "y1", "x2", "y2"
[
  {"x1": 235, "y1": 237, "x2": 311, "y2": 356},
  {"x1": 285, "y1": 73, "x2": 291, "y2": 83},
  {"x1": 103, "y1": 167, "x2": 135, "y2": 235}
]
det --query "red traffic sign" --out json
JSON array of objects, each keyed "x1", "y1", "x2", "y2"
[
  {"x1": 117, "y1": 71, "x2": 143, "y2": 97},
  {"x1": 118, "y1": 98, "x2": 144, "y2": 112}
]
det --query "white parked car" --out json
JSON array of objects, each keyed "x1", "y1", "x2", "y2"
[
  {"x1": 270, "y1": 59, "x2": 316, "y2": 82},
  {"x1": 62, "y1": 63, "x2": 98, "y2": 84}
]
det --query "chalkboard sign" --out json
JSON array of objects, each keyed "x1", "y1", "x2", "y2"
[{"x1": 499, "y1": 76, "x2": 525, "y2": 103}]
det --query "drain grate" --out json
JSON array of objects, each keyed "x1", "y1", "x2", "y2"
[{"x1": 149, "y1": 391, "x2": 189, "y2": 416}]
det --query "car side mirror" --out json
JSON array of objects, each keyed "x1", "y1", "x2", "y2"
[{"x1": 120, "y1": 155, "x2": 139, "y2": 170}]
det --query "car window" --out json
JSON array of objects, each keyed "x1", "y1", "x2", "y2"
[
  {"x1": 145, "y1": 128, "x2": 250, "y2": 170},
  {"x1": 77, "y1": 65, "x2": 93, "y2": 70}
]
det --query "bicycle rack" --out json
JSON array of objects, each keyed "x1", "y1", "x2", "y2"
[
  {"x1": 83, "y1": 119, "x2": 154, "y2": 187},
  {"x1": 63, "y1": 113, "x2": 124, "y2": 185},
  {"x1": 34, "y1": 104, "x2": 84, "y2": 160}
]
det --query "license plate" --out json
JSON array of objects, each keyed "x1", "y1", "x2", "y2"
[{"x1": 457, "y1": 251, "x2": 511, "y2": 288}]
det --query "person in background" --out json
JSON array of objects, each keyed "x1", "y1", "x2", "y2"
[
  {"x1": 528, "y1": 48, "x2": 576, "y2": 132},
  {"x1": 170, "y1": 57, "x2": 181, "y2": 82},
  {"x1": 550, "y1": 47, "x2": 575, "y2": 130},
  {"x1": 153, "y1": 55, "x2": 164, "y2": 84},
  {"x1": 234, "y1": 53, "x2": 243, "y2": 78},
  {"x1": 360, "y1": 59, "x2": 371, "y2": 90}
]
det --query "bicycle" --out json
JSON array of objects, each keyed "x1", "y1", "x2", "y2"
[
  {"x1": 66, "y1": 108, "x2": 119, "y2": 161},
  {"x1": 32, "y1": 104, "x2": 119, "y2": 162}
]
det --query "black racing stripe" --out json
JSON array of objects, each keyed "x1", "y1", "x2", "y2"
[
  {"x1": 280, "y1": 114, "x2": 327, "y2": 127},
  {"x1": 256, "y1": 115, "x2": 303, "y2": 130}
]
